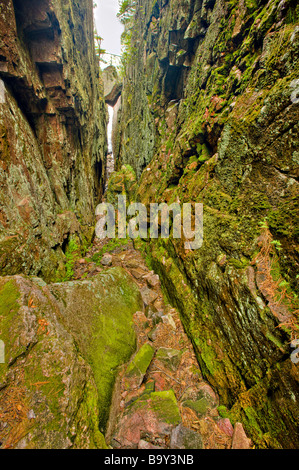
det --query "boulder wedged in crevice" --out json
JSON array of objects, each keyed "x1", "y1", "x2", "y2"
[{"x1": 103, "y1": 65, "x2": 122, "y2": 107}]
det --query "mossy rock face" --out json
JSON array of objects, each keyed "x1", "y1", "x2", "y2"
[
  {"x1": 106, "y1": 165, "x2": 138, "y2": 206},
  {"x1": 227, "y1": 359, "x2": 299, "y2": 449},
  {"x1": 0, "y1": 276, "x2": 107, "y2": 449},
  {"x1": 0, "y1": 278, "x2": 21, "y2": 382},
  {"x1": 50, "y1": 267, "x2": 143, "y2": 430},
  {"x1": 125, "y1": 389, "x2": 182, "y2": 426},
  {"x1": 116, "y1": 0, "x2": 299, "y2": 449},
  {"x1": 150, "y1": 390, "x2": 182, "y2": 425},
  {"x1": 0, "y1": 267, "x2": 142, "y2": 448}
]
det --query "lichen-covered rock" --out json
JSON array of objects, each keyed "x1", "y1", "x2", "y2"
[
  {"x1": 115, "y1": 0, "x2": 299, "y2": 449},
  {"x1": 48, "y1": 267, "x2": 143, "y2": 429},
  {"x1": 0, "y1": 267, "x2": 143, "y2": 448},
  {"x1": 0, "y1": 276, "x2": 106, "y2": 449},
  {"x1": 0, "y1": 0, "x2": 107, "y2": 282}
]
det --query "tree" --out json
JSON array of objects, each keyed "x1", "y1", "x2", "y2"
[
  {"x1": 94, "y1": 32, "x2": 107, "y2": 64},
  {"x1": 117, "y1": 0, "x2": 136, "y2": 24}
]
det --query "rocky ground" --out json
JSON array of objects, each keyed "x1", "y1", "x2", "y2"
[{"x1": 73, "y1": 238, "x2": 252, "y2": 450}]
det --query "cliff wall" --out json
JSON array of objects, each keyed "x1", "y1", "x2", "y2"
[
  {"x1": 114, "y1": 0, "x2": 299, "y2": 448},
  {"x1": 0, "y1": 0, "x2": 107, "y2": 281}
]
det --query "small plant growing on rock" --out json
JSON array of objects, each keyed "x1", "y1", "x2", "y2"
[{"x1": 253, "y1": 222, "x2": 299, "y2": 340}]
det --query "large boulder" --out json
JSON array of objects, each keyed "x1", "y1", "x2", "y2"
[
  {"x1": 103, "y1": 65, "x2": 122, "y2": 107},
  {"x1": 0, "y1": 267, "x2": 143, "y2": 448}
]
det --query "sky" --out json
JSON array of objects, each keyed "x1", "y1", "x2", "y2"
[
  {"x1": 94, "y1": 0, "x2": 123, "y2": 57},
  {"x1": 94, "y1": 1, "x2": 124, "y2": 152}
]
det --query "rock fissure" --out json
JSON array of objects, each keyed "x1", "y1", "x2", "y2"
[{"x1": 0, "y1": 0, "x2": 298, "y2": 451}]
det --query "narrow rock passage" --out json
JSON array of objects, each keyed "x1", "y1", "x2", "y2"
[
  {"x1": 74, "y1": 239, "x2": 251, "y2": 449},
  {"x1": 73, "y1": 133, "x2": 251, "y2": 449}
]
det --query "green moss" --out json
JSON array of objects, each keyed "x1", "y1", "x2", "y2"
[
  {"x1": 72, "y1": 379, "x2": 108, "y2": 449},
  {"x1": 91, "y1": 238, "x2": 129, "y2": 264},
  {"x1": 126, "y1": 343, "x2": 155, "y2": 376},
  {"x1": 0, "y1": 279, "x2": 20, "y2": 381},
  {"x1": 51, "y1": 267, "x2": 143, "y2": 430},
  {"x1": 54, "y1": 237, "x2": 81, "y2": 282},
  {"x1": 267, "y1": 196, "x2": 299, "y2": 241},
  {"x1": 195, "y1": 339, "x2": 218, "y2": 376},
  {"x1": 265, "y1": 331, "x2": 284, "y2": 350},
  {"x1": 217, "y1": 405, "x2": 230, "y2": 419},
  {"x1": 197, "y1": 143, "x2": 211, "y2": 162},
  {"x1": 63, "y1": 238, "x2": 80, "y2": 281},
  {"x1": 285, "y1": 2, "x2": 299, "y2": 23},
  {"x1": 125, "y1": 388, "x2": 181, "y2": 426},
  {"x1": 245, "y1": 0, "x2": 258, "y2": 13},
  {"x1": 0, "y1": 279, "x2": 20, "y2": 319},
  {"x1": 183, "y1": 397, "x2": 210, "y2": 417},
  {"x1": 228, "y1": 257, "x2": 249, "y2": 269},
  {"x1": 150, "y1": 390, "x2": 181, "y2": 425}
]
